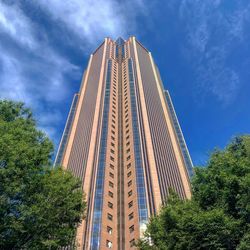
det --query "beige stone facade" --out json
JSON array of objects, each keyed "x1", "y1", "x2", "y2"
[{"x1": 54, "y1": 37, "x2": 193, "y2": 250}]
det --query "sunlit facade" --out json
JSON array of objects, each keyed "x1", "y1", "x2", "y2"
[{"x1": 55, "y1": 37, "x2": 193, "y2": 250}]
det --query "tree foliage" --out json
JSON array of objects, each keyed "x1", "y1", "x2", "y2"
[
  {"x1": 138, "y1": 136, "x2": 250, "y2": 250},
  {"x1": 0, "y1": 100, "x2": 86, "y2": 249}
]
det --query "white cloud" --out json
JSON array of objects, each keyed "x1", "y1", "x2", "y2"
[
  {"x1": 0, "y1": 51, "x2": 31, "y2": 103},
  {"x1": 0, "y1": 2, "x2": 79, "y2": 104},
  {"x1": 229, "y1": 6, "x2": 250, "y2": 41},
  {"x1": 197, "y1": 47, "x2": 239, "y2": 105},
  {"x1": 0, "y1": 0, "x2": 147, "y2": 146},
  {"x1": 0, "y1": 40, "x2": 77, "y2": 143},
  {"x1": 0, "y1": 2, "x2": 37, "y2": 49},
  {"x1": 37, "y1": 0, "x2": 149, "y2": 48},
  {"x1": 177, "y1": 0, "x2": 250, "y2": 105},
  {"x1": 0, "y1": 6, "x2": 79, "y2": 103},
  {"x1": 37, "y1": 0, "x2": 127, "y2": 49},
  {"x1": 0, "y1": 2, "x2": 81, "y2": 143}
]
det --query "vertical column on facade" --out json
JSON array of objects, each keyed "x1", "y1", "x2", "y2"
[
  {"x1": 152, "y1": 63, "x2": 194, "y2": 180},
  {"x1": 148, "y1": 53, "x2": 191, "y2": 199},
  {"x1": 98, "y1": 57, "x2": 119, "y2": 250},
  {"x1": 61, "y1": 54, "x2": 93, "y2": 170},
  {"x1": 89, "y1": 58, "x2": 111, "y2": 249},
  {"x1": 122, "y1": 57, "x2": 141, "y2": 249},
  {"x1": 117, "y1": 41, "x2": 125, "y2": 250},
  {"x1": 164, "y1": 90, "x2": 194, "y2": 179},
  {"x1": 130, "y1": 36, "x2": 191, "y2": 201},
  {"x1": 80, "y1": 40, "x2": 109, "y2": 249},
  {"x1": 88, "y1": 38, "x2": 121, "y2": 249},
  {"x1": 129, "y1": 37, "x2": 162, "y2": 213},
  {"x1": 58, "y1": 39, "x2": 108, "y2": 249},
  {"x1": 54, "y1": 93, "x2": 79, "y2": 167},
  {"x1": 116, "y1": 39, "x2": 143, "y2": 249},
  {"x1": 153, "y1": 62, "x2": 193, "y2": 180}
]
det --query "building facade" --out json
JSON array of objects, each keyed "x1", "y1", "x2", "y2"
[{"x1": 55, "y1": 37, "x2": 193, "y2": 250}]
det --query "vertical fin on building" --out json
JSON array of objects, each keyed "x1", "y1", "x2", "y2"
[
  {"x1": 164, "y1": 90, "x2": 194, "y2": 178},
  {"x1": 54, "y1": 93, "x2": 79, "y2": 167}
]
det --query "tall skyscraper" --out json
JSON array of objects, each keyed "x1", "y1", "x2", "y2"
[{"x1": 55, "y1": 37, "x2": 193, "y2": 250}]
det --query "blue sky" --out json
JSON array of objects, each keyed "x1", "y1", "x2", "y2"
[{"x1": 0, "y1": 0, "x2": 250, "y2": 166}]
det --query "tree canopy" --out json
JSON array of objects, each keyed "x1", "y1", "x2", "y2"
[
  {"x1": 0, "y1": 100, "x2": 86, "y2": 249},
  {"x1": 138, "y1": 136, "x2": 250, "y2": 250}
]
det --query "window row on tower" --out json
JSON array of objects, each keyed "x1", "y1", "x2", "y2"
[{"x1": 104, "y1": 59, "x2": 118, "y2": 249}]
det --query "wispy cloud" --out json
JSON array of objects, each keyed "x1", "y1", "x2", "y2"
[
  {"x1": 37, "y1": 0, "x2": 148, "y2": 50},
  {"x1": 37, "y1": 0, "x2": 127, "y2": 49},
  {"x1": 197, "y1": 47, "x2": 240, "y2": 104},
  {"x1": 0, "y1": 2, "x2": 81, "y2": 142},
  {"x1": 176, "y1": 0, "x2": 250, "y2": 105},
  {"x1": 0, "y1": 0, "x2": 147, "y2": 146},
  {"x1": 0, "y1": 2, "x2": 36, "y2": 49}
]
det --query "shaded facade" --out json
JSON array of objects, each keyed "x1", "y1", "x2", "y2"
[{"x1": 55, "y1": 37, "x2": 193, "y2": 250}]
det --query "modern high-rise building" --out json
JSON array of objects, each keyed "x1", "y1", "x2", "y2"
[{"x1": 55, "y1": 37, "x2": 193, "y2": 250}]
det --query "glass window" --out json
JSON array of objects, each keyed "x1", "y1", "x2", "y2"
[
  {"x1": 128, "y1": 201, "x2": 133, "y2": 208},
  {"x1": 90, "y1": 60, "x2": 113, "y2": 247},
  {"x1": 127, "y1": 58, "x2": 148, "y2": 225},
  {"x1": 128, "y1": 190, "x2": 132, "y2": 197},
  {"x1": 129, "y1": 225, "x2": 134, "y2": 233},
  {"x1": 107, "y1": 213, "x2": 113, "y2": 221},
  {"x1": 107, "y1": 226, "x2": 112, "y2": 235},
  {"x1": 108, "y1": 191, "x2": 113, "y2": 198},
  {"x1": 108, "y1": 202, "x2": 113, "y2": 209},
  {"x1": 106, "y1": 240, "x2": 112, "y2": 248},
  {"x1": 130, "y1": 239, "x2": 135, "y2": 247},
  {"x1": 129, "y1": 212, "x2": 134, "y2": 220}
]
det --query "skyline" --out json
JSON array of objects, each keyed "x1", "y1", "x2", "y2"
[{"x1": 0, "y1": 1, "x2": 250, "y2": 166}]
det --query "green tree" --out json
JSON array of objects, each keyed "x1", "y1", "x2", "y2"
[
  {"x1": 0, "y1": 100, "x2": 86, "y2": 249},
  {"x1": 138, "y1": 136, "x2": 250, "y2": 250}
]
